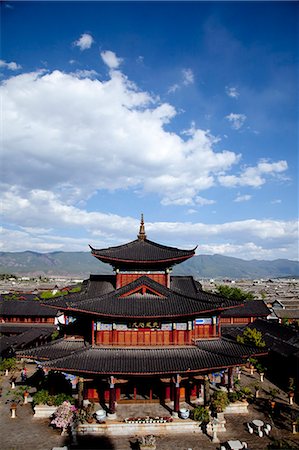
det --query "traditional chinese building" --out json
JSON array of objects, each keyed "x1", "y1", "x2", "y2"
[{"x1": 18, "y1": 216, "x2": 267, "y2": 415}]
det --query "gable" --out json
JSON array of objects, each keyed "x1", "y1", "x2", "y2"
[{"x1": 120, "y1": 284, "x2": 166, "y2": 298}]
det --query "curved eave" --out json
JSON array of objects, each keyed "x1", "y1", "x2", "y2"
[
  {"x1": 58, "y1": 304, "x2": 237, "y2": 319},
  {"x1": 41, "y1": 362, "x2": 241, "y2": 377},
  {"x1": 91, "y1": 253, "x2": 195, "y2": 265}
]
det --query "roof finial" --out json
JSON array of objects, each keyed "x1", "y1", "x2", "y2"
[{"x1": 138, "y1": 213, "x2": 147, "y2": 240}]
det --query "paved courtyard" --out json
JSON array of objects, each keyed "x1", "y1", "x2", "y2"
[{"x1": 1, "y1": 364, "x2": 298, "y2": 450}]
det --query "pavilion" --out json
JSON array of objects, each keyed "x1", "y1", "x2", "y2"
[{"x1": 18, "y1": 216, "x2": 267, "y2": 415}]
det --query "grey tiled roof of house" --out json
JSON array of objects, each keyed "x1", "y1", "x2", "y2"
[
  {"x1": 272, "y1": 309, "x2": 299, "y2": 319},
  {"x1": 220, "y1": 300, "x2": 270, "y2": 317},
  {"x1": 0, "y1": 299, "x2": 59, "y2": 317}
]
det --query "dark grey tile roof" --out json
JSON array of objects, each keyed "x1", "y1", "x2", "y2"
[
  {"x1": 273, "y1": 309, "x2": 299, "y2": 319},
  {"x1": 222, "y1": 319, "x2": 299, "y2": 358},
  {"x1": 195, "y1": 338, "x2": 266, "y2": 358},
  {"x1": 61, "y1": 276, "x2": 239, "y2": 319},
  {"x1": 247, "y1": 319, "x2": 299, "y2": 345},
  {"x1": 7, "y1": 326, "x2": 56, "y2": 349},
  {"x1": 43, "y1": 344, "x2": 244, "y2": 375},
  {"x1": 170, "y1": 276, "x2": 201, "y2": 295},
  {"x1": 0, "y1": 300, "x2": 59, "y2": 317},
  {"x1": 220, "y1": 300, "x2": 270, "y2": 318},
  {"x1": 0, "y1": 323, "x2": 55, "y2": 334},
  {"x1": 16, "y1": 338, "x2": 90, "y2": 360},
  {"x1": 1, "y1": 326, "x2": 56, "y2": 356},
  {"x1": 90, "y1": 238, "x2": 195, "y2": 264}
]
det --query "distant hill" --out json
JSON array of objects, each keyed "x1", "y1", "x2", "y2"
[{"x1": 0, "y1": 251, "x2": 298, "y2": 279}]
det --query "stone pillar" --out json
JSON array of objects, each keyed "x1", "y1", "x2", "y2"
[
  {"x1": 228, "y1": 367, "x2": 233, "y2": 391},
  {"x1": 78, "y1": 377, "x2": 84, "y2": 408},
  {"x1": 212, "y1": 316, "x2": 217, "y2": 337},
  {"x1": 173, "y1": 374, "x2": 181, "y2": 413},
  {"x1": 204, "y1": 375, "x2": 210, "y2": 406},
  {"x1": 108, "y1": 376, "x2": 116, "y2": 414}
]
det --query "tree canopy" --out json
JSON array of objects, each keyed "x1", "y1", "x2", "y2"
[
  {"x1": 237, "y1": 327, "x2": 266, "y2": 348},
  {"x1": 216, "y1": 284, "x2": 255, "y2": 301}
]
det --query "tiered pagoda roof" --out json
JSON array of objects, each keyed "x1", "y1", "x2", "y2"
[
  {"x1": 18, "y1": 338, "x2": 265, "y2": 376},
  {"x1": 44, "y1": 275, "x2": 240, "y2": 319},
  {"x1": 90, "y1": 215, "x2": 196, "y2": 269}
]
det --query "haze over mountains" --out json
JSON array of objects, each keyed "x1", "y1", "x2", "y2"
[{"x1": 0, "y1": 251, "x2": 298, "y2": 279}]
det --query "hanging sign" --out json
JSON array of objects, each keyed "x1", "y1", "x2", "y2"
[{"x1": 128, "y1": 321, "x2": 160, "y2": 329}]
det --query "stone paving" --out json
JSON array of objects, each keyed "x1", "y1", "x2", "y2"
[{"x1": 1, "y1": 364, "x2": 298, "y2": 450}]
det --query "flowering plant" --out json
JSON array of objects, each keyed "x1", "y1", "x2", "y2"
[{"x1": 51, "y1": 401, "x2": 77, "y2": 430}]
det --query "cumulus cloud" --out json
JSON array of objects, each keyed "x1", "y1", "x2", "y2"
[
  {"x1": 74, "y1": 33, "x2": 94, "y2": 51},
  {"x1": 219, "y1": 159, "x2": 288, "y2": 188},
  {"x1": 101, "y1": 50, "x2": 123, "y2": 69},
  {"x1": 234, "y1": 194, "x2": 252, "y2": 202},
  {"x1": 225, "y1": 113, "x2": 247, "y2": 130},
  {"x1": 0, "y1": 59, "x2": 21, "y2": 70},
  {"x1": 2, "y1": 68, "x2": 241, "y2": 207},
  {"x1": 1, "y1": 192, "x2": 298, "y2": 259},
  {"x1": 1, "y1": 59, "x2": 294, "y2": 259},
  {"x1": 225, "y1": 86, "x2": 239, "y2": 98}
]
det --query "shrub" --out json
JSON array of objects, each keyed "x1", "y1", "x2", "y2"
[
  {"x1": 33, "y1": 389, "x2": 74, "y2": 406},
  {"x1": 210, "y1": 390, "x2": 229, "y2": 413},
  {"x1": 0, "y1": 358, "x2": 17, "y2": 372},
  {"x1": 191, "y1": 405, "x2": 210, "y2": 423}
]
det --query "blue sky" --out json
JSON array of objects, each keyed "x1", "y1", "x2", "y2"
[{"x1": 1, "y1": 1, "x2": 298, "y2": 260}]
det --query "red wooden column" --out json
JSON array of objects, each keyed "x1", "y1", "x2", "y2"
[
  {"x1": 108, "y1": 376, "x2": 116, "y2": 414},
  {"x1": 173, "y1": 374, "x2": 181, "y2": 413},
  {"x1": 221, "y1": 370, "x2": 226, "y2": 387},
  {"x1": 91, "y1": 320, "x2": 95, "y2": 346}
]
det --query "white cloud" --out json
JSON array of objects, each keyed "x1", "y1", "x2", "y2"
[
  {"x1": 1, "y1": 194, "x2": 298, "y2": 259},
  {"x1": 219, "y1": 159, "x2": 288, "y2": 188},
  {"x1": 225, "y1": 113, "x2": 247, "y2": 130},
  {"x1": 225, "y1": 86, "x2": 239, "y2": 98},
  {"x1": 182, "y1": 68, "x2": 194, "y2": 85},
  {"x1": 167, "y1": 83, "x2": 180, "y2": 94},
  {"x1": 74, "y1": 33, "x2": 94, "y2": 51},
  {"x1": 234, "y1": 194, "x2": 252, "y2": 202},
  {"x1": 167, "y1": 68, "x2": 194, "y2": 94},
  {"x1": 271, "y1": 199, "x2": 282, "y2": 204},
  {"x1": 70, "y1": 69, "x2": 98, "y2": 79},
  {"x1": 0, "y1": 59, "x2": 21, "y2": 70},
  {"x1": 101, "y1": 50, "x2": 123, "y2": 69},
  {"x1": 2, "y1": 68, "x2": 241, "y2": 207}
]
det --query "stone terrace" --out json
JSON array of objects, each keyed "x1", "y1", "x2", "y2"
[{"x1": 1, "y1": 364, "x2": 299, "y2": 450}]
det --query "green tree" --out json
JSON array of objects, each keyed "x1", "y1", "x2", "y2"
[
  {"x1": 237, "y1": 328, "x2": 266, "y2": 348},
  {"x1": 216, "y1": 285, "x2": 255, "y2": 301}
]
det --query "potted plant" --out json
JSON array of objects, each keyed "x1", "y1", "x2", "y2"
[
  {"x1": 253, "y1": 382, "x2": 260, "y2": 399},
  {"x1": 137, "y1": 435, "x2": 156, "y2": 450},
  {"x1": 269, "y1": 388, "x2": 279, "y2": 411},
  {"x1": 256, "y1": 363, "x2": 266, "y2": 382},
  {"x1": 192, "y1": 405, "x2": 210, "y2": 432},
  {"x1": 210, "y1": 390, "x2": 229, "y2": 421},
  {"x1": 248, "y1": 357, "x2": 257, "y2": 375}
]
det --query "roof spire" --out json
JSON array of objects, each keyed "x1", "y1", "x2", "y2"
[{"x1": 138, "y1": 213, "x2": 147, "y2": 240}]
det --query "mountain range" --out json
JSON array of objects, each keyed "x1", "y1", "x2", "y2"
[{"x1": 0, "y1": 251, "x2": 298, "y2": 279}]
